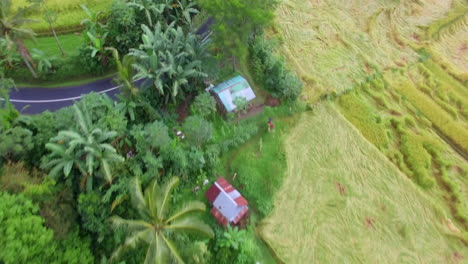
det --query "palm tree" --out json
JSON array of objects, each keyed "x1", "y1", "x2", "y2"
[
  {"x1": 43, "y1": 103, "x2": 124, "y2": 191},
  {"x1": 43, "y1": 9, "x2": 65, "y2": 56},
  {"x1": 0, "y1": 0, "x2": 39, "y2": 78},
  {"x1": 110, "y1": 177, "x2": 214, "y2": 264}
]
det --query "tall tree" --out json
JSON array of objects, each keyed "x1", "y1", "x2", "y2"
[
  {"x1": 0, "y1": 0, "x2": 40, "y2": 78},
  {"x1": 197, "y1": 0, "x2": 277, "y2": 69},
  {"x1": 110, "y1": 177, "x2": 214, "y2": 264},
  {"x1": 43, "y1": 9, "x2": 65, "y2": 56}
]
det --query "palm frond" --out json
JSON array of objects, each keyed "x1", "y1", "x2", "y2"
[
  {"x1": 160, "y1": 234, "x2": 184, "y2": 264},
  {"x1": 157, "y1": 177, "x2": 179, "y2": 220},
  {"x1": 165, "y1": 201, "x2": 206, "y2": 223},
  {"x1": 166, "y1": 217, "x2": 214, "y2": 238}
]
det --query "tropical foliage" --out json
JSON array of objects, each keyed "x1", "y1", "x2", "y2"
[
  {"x1": 42, "y1": 104, "x2": 124, "y2": 191},
  {"x1": 110, "y1": 177, "x2": 214, "y2": 263},
  {"x1": 131, "y1": 23, "x2": 207, "y2": 104},
  {"x1": 0, "y1": 0, "x2": 40, "y2": 78}
]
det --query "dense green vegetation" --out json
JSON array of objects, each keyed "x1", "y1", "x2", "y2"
[
  {"x1": 0, "y1": 0, "x2": 303, "y2": 263},
  {"x1": 1, "y1": 0, "x2": 466, "y2": 263}
]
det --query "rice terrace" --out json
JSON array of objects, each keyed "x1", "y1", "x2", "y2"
[{"x1": 0, "y1": 0, "x2": 467, "y2": 263}]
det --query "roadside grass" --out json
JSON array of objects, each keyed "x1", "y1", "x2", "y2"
[
  {"x1": 25, "y1": 34, "x2": 83, "y2": 58},
  {"x1": 260, "y1": 103, "x2": 466, "y2": 263},
  {"x1": 12, "y1": 0, "x2": 113, "y2": 34},
  {"x1": 15, "y1": 72, "x2": 116, "y2": 89}
]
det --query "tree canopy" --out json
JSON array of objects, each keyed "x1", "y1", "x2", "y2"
[{"x1": 197, "y1": 0, "x2": 277, "y2": 61}]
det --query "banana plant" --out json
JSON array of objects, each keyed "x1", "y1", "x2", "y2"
[{"x1": 43, "y1": 103, "x2": 124, "y2": 192}]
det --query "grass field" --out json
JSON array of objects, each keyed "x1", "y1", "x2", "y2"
[
  {"x1": 12, "y1": 0, "x2": 113, "y2": 34},
  {"x1": 260, "y1": 104, "x2": 466, "y2": 263},
  {"x1": 273, "y1": 0, "x2": 465, "y2": 100},
  {"x1": 25, "y1": 34, "x2": 83, "y2": 57}
]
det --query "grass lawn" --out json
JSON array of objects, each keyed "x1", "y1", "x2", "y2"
[
  {"x1": 260, "y1": 103, "x2": 465, "y2": 263},
  {"x1": 12, "y1": 0, "x2": 113, "y2": 34},
  {"x1": 25, "y1": 34, "x2": 83, "y2": 58}
]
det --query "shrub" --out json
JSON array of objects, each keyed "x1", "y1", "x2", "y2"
[
  {"x1": 191, "y1": 93, "x2": 217, "y2": 118},
  {"x1": 182, "y1": 116, "x2": 213, "y2": 148},
  {"x1": 249, "y1": 37, "x2": 302, "y2": 101},
  {"x1": 0, "y1": 126, "x2": 34, "y2": 162},
  {"x1": 107, "y1": 0, "x2": 141, "y2": 54},
  {"x1": 0, "y1": 192, "x2": 94, "y2": 264},
  {"x1": 76, "y1": 46, "x2": 108, "y2": 75},
  {"x1": 78, "y1": 191, "x2": 110, "y2": 242}
]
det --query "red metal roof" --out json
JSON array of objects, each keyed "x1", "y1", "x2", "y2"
[
  {"x1": 234, "y1": 196, "x2": 248, "y2": 206},
  {"x1": 211, "y1": 207, "x2": 228, "y2": 227},
  {"x1": 216, "y1": 177, "x2": 235, "y2": 193},
  {"x1": 205, "y1": 184, "x2": 221, "y2": 204},
  {"x1": 232, "y1": 206, "x2": 249, "y2": 225}
]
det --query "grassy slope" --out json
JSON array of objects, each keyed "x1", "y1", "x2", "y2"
[
  {"x1": 12, "y1": 0, "x2": 113, "y2": 34},
  {"x1": 261, "y1": 104, "x2": 465, "y2": 263},
  {"x1": 25, "y1": 34, "x2": 83, "y2": 57}
]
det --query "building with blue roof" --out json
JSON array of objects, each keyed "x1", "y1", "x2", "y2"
[{"x1": 210, "y1": 76, "x2": 256, "y2": 112}]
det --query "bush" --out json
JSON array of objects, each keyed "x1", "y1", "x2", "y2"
[
  {"x1": 0, "y1": 192, "x2": 94, "y2": 264},
  {"x1": 78, "y1": 191, "x2": 111, "y2": 242},
  {"x1": 182, "y1": 116, "x2": 213, "y2": 148},
  {"x1": 191, "y1": 92, "x2": 217, "y2": 118},
  {"x1": 107, "y1": 0, "x2": 141, "y2": 54},
  {"x1": 76, "y1": 46, "x2": 108, "y2": 75},
  {"x1": 0, "y1": 126, "x2": 34, "y2": 162},
  {"x1": 249, "y1": 37, "x2": 302, "y2": 101}
]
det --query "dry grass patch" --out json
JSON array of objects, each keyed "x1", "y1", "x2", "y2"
[
  {"x1": 274, "y1": 0, "x2": 454, "y2": 100},
  {"x1": 260, "y1": 104, "x2": 465, "y2": 263}
]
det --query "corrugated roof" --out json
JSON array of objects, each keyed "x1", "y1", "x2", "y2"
[
  {"x1": 211, "y1": 76, "x2": 256, "y2": 112},
  {"x1": 206, "y1": 177, "x2": 249, "y2": 225},
  {"x1": 205, "y1": 184, "x2": 221, "y2": 204}
]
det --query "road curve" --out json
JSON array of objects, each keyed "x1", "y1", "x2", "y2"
[{"x1": 4, "y1": 18, "x2": 214, "y2": 115}]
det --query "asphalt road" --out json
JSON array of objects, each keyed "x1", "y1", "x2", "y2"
[{"x1": 5, "y1": 18, "x2": 213, "y2": 115}]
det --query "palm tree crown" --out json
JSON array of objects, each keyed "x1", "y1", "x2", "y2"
[
  {"x1": 110, "y1": 177, "x2": 214, "y2": 264},
  {"x1": 0, "y1": 0, "x2": 39, "y2": 78}
]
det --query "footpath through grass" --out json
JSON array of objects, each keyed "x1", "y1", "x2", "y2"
[{"x1": 260, "y1": 103, "x2": 465, "y2": 263}]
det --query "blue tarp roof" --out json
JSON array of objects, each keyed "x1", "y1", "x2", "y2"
[{"x1": 212, "y1": 76, "x2": 256, "y2": 112}]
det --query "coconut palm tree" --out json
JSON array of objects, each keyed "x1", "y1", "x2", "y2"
[
  {"x1": 0, "y1": 0, "x2": 39, "y2": 78},
  {"x1": 43, "y1": 103, "x2": 124, "y2": 191},
  {"x1": 110, "y1": 177, "x2": 214, "y2": 264}
]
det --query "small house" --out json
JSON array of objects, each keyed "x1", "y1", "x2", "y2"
[
  {"x1": 210, "y1": 76, "x2": 256, "y2": 112},
  {"x1": 205, "y1": 177, "x2": 249, "y2": 227}
]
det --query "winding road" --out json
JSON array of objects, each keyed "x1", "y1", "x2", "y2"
[{"x1": 4, "y1": 18, "x2": 214, "y2": 115}]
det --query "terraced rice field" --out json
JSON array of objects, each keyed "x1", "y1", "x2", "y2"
[
  {"x1": 261, "y1": 104, "x2": 466, "y2": 263},
  {"x1": 12, "y1": 0, "x2": 113, "y2": 34},
  {"x1": 263, "y1": 0, "x2": 468, "y2": 262}
]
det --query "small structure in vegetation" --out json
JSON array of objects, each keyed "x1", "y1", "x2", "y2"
[
  {"x1": 209, "y1": 76, "x2": 256, "y2": 113},
  {"x1": 205, "y1": 177, "x2": 249, "y2": 227}
]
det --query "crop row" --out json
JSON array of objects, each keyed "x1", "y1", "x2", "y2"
[{"x1": 396, "y1": 80, "x2": 468, "y2": 156}]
